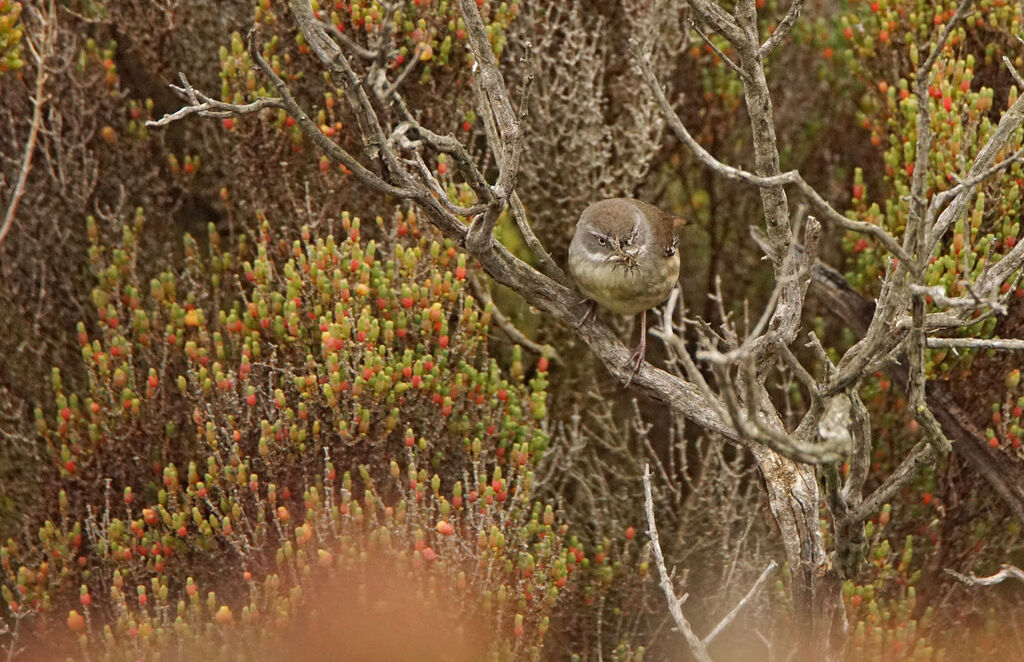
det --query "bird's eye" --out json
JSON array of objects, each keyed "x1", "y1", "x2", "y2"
[{"x1": 596, "y1": 237, "x2": 607, "y2": 246}]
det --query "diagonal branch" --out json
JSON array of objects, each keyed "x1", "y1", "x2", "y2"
[
  {"x1": 247, "y1": 30, "x2": 414, "y2": 200},
  {"x1": 760, "y1": 0, "x2": 806, "y2": 58},
  {"x1": 702, "y1": 559, "x2": 778, "y2": 645},
  {"x1": 1, "y1": 1, "x2": 56, "y2": 248},
  {"x1": 630, "y1": 39, "x2": 911, "y2": 264},
  {"x1": 851, "y1": 440, "x2": 935, "y2": 524},
  {"x1": 685, "y1": 0, "x2": 745, "y2": 45},
  {"x1": 690, "y1": 19, "x2": 747, "y2": 80}
]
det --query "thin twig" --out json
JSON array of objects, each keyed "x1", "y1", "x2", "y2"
[
  {"x1": 642, "y1": 465, "x2": 714, "y2": 662},
  {"x1": 702, "y1": 559, "x2": 778, "y2": 645},
  {"x1": 1, "y1": 1, "x2": 55, "y2": 247},
  {"x1": 926, "y1": 337, "x2": 1024, "y2": 350},
  {"x1": 851, "y1": 441, "x2": 935, "y2": 522},
  {"x1": 690, "y1": 19, "x2": 747, "y2": 80},
  {"x1": 760, "y1": 0, "x2": 806, "y2": 57},
  {"x1": 147, "y1": 73, "x2": 286, "y2": 126},
  {"x1": 382, "y1": 44, "x2": 425, "y2": 99},
  {"x1": 945, "y1": 564, "x2": 1024, "y2": 587},
  {"x1": 466, "y1": 270, "x2": 559, "y2": 360}
]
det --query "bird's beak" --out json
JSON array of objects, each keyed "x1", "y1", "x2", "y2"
[{"x1": 612, "y1": 245, "x2": 639, "y2": 269}]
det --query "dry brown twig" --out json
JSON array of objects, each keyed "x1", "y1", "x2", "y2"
[
  {"x1": 642, "y1": 464, "x2": 776, "y2": 660},
  {"x1": 0, "y1": 1, "x2": 58, "y2": 247}
]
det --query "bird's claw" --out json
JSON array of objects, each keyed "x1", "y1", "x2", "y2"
[
  {"x1": 575, "y1": 299, "x2": 598, "y2": 329},
  {"x1": 622, "y1": 344, "x2": 646, "y2": 388}
]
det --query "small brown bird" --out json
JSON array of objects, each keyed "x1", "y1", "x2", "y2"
[{"x1": 568, "y1": 198, "x2": 685, "y2": 385}]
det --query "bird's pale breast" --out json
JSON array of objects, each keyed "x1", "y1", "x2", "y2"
[{"x1": 569, "y1": 249, "x2": 680, "y2": 315}]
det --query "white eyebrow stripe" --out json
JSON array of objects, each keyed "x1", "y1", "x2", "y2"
[{"x1": 576, "y1": 245, "x2": 623, "y2": 263}]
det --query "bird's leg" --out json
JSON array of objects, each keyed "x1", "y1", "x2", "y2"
[
  {"x1": 575, "y1": 298, "x2": 598, "y2": 329},
  {"x1": 623, "y1": 309, "x2": 647, "y2": 387}
]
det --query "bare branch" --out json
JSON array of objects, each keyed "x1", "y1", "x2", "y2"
[
  {"x1": 629, "y1": 40, "x2": 912, "y2": 263},
  {"x1": 702, "y1": 559, "x2": 778, "y2": 645},
  {"x1": 712, "y1": 361, "x2": 848, "y2": 464},
  {"x1": 381, "y1": 44, "x2": 425, "y2": 99},
  {"x1": 930, "y1": 147, "x2": 1024, "y2": 212},
  {"x1": 509, "y1": 192, "x2": 572, "y2": 288},
  {"x1": 642, "y1": 465, "x2": 714, "y2": 662},
  {"x1": 248, "y1": 26, "x2": 414, "y2": 200},
  {"x1": 851, "y1": 441, "x2": 935, "y2": 523},
  {"x1": 840, "y1": 390, "x2": 873, "y2": 504},
  {"x1": 946, "y1": 564, "x2": 1024, "y2": 587},
  {"x1": 908, "y1": 284, "x2": 1007, "y2": 315},
  {"x1": 1004, "y1": 54, "x2": 1024, "y2": 89},
  {"x1": 290, "y1": 1, "x2": 409, "y2": 183},
  {"x1": 685, "y1": 0, "x2": 745, "y2": 45},
  {"x1": 690, "y1": 19, "x2": 747, "y2": 80},
  {"x1": 760, "y1": 0, "x2": 806, "y2": 58},
  {"x1": 1, "y1": 1, "x2": 56, "y2": 247},
  {"x1": 323, "y1": 22, "x2": 376, "y2": 60},
  {"x1": 147, "y1": 73, "x2": 286, "y2": 126},
  {"x1": 466, "y1": 270, "x2": 559, "y2": 361},
  {"x1": 925, "y1": 337, "x2": 1024, "y2": 351},
  {"x1": 458, "y1": 0, "x2": 526, "y2": 255}
]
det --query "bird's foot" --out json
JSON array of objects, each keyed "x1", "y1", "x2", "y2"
[
  {"x1": 575, "y1": 299, "x2": 598, "y2": 329},
  {"x1": 622, "y1": 309, "x2": 649, "y2": 388},
  {"x1": 622, "y1": 342, "x2": 646, "y2": 388}
]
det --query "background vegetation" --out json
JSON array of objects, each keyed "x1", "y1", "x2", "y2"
[{"x1": 1, "y1": 0, "x2": 1023, "y2": 660}]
